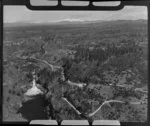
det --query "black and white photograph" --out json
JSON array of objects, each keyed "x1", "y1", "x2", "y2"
[{"x1": 2, "y1": 2, "x2": 148, "y2": 123}]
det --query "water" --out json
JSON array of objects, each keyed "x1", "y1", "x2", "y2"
[{"x1": 18, "y1": 95, "x2": 48, "y2": 121}]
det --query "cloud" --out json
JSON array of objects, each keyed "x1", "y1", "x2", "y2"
[{"x1": 56, "y1": 18, "x2": 85, "y2": 22}]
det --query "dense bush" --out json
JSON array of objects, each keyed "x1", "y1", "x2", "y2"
[{"x1": 61, "y1": 40, "x2": 143, "y2": 84}]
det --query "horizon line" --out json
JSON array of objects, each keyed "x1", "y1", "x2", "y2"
[{"x1": 4, "y1": 18, "x2": 147, "y2": 24}]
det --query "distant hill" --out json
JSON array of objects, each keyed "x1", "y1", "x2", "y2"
[
  {"x1": 4, "y1": 22, "x2": 37, "y2": 28},
  {"x1": 4, "y1": 19, "x2": 147, "y2": 28}
]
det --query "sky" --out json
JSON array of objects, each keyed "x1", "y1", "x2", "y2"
[{"x1": 4, "y1": 5, "x2": 147, "y2": 23}]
